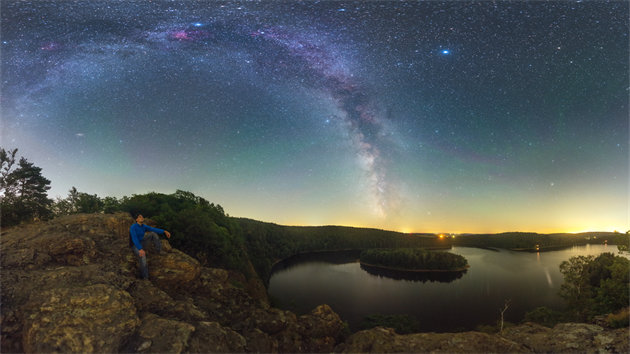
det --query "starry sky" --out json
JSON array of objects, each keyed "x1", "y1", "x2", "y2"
[{"x1": 1, "y1": 1, "x2": 628, "y2": 234}]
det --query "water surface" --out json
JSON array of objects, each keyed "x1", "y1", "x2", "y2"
[{"x1": 268, "y1": 244, "x2": 618, "y2": 332}]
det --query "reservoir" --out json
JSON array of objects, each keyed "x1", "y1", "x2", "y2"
[{"x1": 267, "y1": 244, "x2": 619, "y2": 332}]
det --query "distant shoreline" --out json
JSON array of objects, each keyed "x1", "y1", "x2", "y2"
[
  {"x1": 510, "y1": 243, "x2": 592, "y2": 252},
  {"x1": 360, "y1": 262, "x2": 470, "y2": 273}
]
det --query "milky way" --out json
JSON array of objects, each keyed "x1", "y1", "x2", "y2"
[{"x1": 1, "y1": 1, "x2": 628, "y2": 232}]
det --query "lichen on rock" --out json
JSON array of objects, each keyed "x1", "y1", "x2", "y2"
[{"x1": 21, "y1": 284, "x2": 140, "y2": 354}]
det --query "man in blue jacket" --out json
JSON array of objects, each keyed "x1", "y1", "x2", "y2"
[{"x1": 129, "y1": 214, "x2": 171, "y2": 280}]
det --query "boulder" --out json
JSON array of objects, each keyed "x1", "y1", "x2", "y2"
[
  {"x1": 200, "y1": 267, "x2": 229, "y2": 286},
  {"x1": 132, "y1": 313, "x2": 195, "y2": 354},
  {"x1": 147, "y1": 249, "x2": 201, "y2": 290},
  {"x1": 187, "y1": 321, "x2": 247, "y2": 353},
  {"x1": 46, "y1": 235, "x2": 98, "y2": 266},
  {"x1": 298, "y1": 304, "x2": 344, "y2": 340},
  {"x1": 297, "y1": 304, "x2": 345, "y2": 352},
  {"x1": 160, "y1": 239, "x2": 173, "y2": 252},
  {"x1": 21, "y1": 284, "x2": 140, "y2": 353},
  {"x1": 274, "y1": 327, "x2": 305, "y2": 354},
  {"x1": 105, "y1": 212, "x2": 136, "y2": 239},
  {"x1": 126, "y1": 280, "x2": 174, "y2": 314},
  {"x1": 256, "y1": 308, "x2": 297, "y2": 335},
  {"x1": 241, "y1": 328, "x2": 279, "y2": 353},
  {"x1": 162, "y1": 300, "x2": 210, "y2": 322},
  {"x1": 183, "y1": 267, "x2": 228, "y2": 299}
]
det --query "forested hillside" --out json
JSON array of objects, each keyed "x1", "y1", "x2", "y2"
[{"x1": 237, "y1": 218, "x2": 448, "y2": 281}]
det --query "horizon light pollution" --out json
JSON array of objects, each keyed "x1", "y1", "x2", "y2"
[{"x1": 1, "y1": 1, "x2": 628, "y2": 234}]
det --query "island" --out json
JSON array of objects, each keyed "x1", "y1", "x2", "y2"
[{"x1": 360, "y1": 248, "x2": 469, "y2": 272}]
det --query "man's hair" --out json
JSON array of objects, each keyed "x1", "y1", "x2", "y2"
[{"x1": 133, "y1": 213, "x2": 142, "y2": 220}]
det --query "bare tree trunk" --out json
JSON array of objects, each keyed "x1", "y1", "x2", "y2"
[{"x1": 499, "y1": 299, "x2": 512, "y2": 331}]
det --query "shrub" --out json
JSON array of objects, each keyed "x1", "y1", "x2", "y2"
[
  {"x1": 607, "y1": 307, "x2": 629, "y2": 328},
  {"x1": 476, "y1": 324, "x2": 498, "y2": 334},
  {"x1": 523, "y1": 306, "x2": 564, "y2": 328}
]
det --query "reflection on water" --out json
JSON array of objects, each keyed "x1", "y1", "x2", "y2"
[
  {"x1": 271, "y1": 250, "x2": 362, "y2": 274},
  {"x1": 268, "y1": 245, "x2": 616, "y2": 333},
  {"x1": 360, "y1": 263, "x2": 466, "y2": 283}
]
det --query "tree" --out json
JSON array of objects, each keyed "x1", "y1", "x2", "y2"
[
  {"x1": 558, "y1": 255, "x2": 595, "y2": 322},
  {"x1": 74, "y1": 191, "x2": 104, "y2": 213},
  {"x1": 50, "y1": 195, "x2": 72, "y2": 217},
  {"x1": 499, "y1": 299, "x2": 512, "y2": 331},
  {"x1": 50, "y1": 186, "x2": 105, "y2": 216},
  {"x1": 102, "y1": 196, "x2": 120, "y2": 214},
  {"x1": 0, "y1": 149, "x2": 52, "y2": 226},
  {"x1": 558, "y1": 253, "x2": 630, "y2": 323},
  {"x1": 594, "y1": 256, "x2": 630, "y2": 315},
  {"x1": 0, "y1": 148, "x2": 19, "y2": 226},
  {"x1": 0, "y1": 148, "x2": 18, "y2": 197},
  {"x1": 67, "y1": 186, "x2": 81, "y2": 213},
  {"x1": 615, "y1": 231, "x2": 629, "y2": 254}
]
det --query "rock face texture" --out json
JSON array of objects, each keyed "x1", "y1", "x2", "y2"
[
  {"x1": 1, "y1": 213, "x2": 628, "y2": 354},
  {"x1": 335, "y1": 327, "x2": 529, "y2": 353},
  {"x1": 336, "y1": 324, "x2": 630, "y2": 354},
  {"x1": 22, "y1": 284, "x2": 140, "y2": 354},
  {"x1": 498, "y1": 322, "x2": 629, "y2": 354}
]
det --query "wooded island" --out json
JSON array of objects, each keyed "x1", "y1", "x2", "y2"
[{"x1": 360, "y1": 248, "x2": 469, "y2": 272}]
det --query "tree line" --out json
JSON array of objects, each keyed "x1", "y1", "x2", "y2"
[
  {"x1": 450, "y1": 231, "x2": 613, "y2": 249},
  {"x1": 360, "y1": 248, "x2": 469, "y2": 271}
]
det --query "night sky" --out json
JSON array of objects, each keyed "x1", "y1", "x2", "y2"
[{"x1": 1, "y1": 1, "x2": 628, "y2": 233}]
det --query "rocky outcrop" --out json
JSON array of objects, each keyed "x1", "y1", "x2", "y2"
[
  {"x1": 499, "y1": 322, "x2": 629, "y2": 353},
  {"x1": 335, "y1": 327, "x2": 529, "y2": 353},
  {"x1": 0, "y1": 213, "x2": 349, "y2": 354},
  {"x1": 335, "y1": 323, "x2": 630, "y2": 354}
]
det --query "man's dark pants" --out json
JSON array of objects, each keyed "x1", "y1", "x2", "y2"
[{"x1": 131, "y1": 232, "x2": 162, "y2": 279}]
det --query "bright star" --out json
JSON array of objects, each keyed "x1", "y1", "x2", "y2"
[{"x1": 442, "y1": 50, "x2": 450, "y2": 54}]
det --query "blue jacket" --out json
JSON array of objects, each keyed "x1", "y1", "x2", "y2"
[{"x1": 129, "y1": 223, "x2": 165, "y2": 250}]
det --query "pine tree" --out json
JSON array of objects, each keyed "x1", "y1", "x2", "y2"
[
  {"x1": 0, "y1": 148, "x2": 52, "y2": 226},
  {"x1": 1, "y1": 148, "x2": 19, "y2": 225}
]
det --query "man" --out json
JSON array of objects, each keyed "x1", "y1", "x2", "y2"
[{"x1": 129, "y1": 214, "x2": 171, "y2": 280}]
